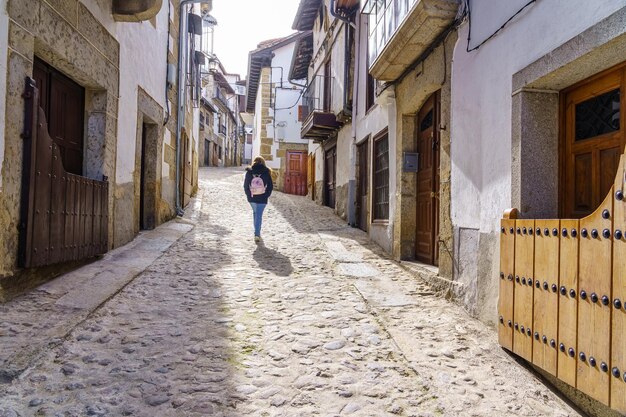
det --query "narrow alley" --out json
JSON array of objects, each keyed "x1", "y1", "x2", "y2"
[{"x1": 0, "y1": 168, "x2": 581, "y2": 417}]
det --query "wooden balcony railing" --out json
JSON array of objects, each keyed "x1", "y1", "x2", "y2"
[
  {"x1": 19, "y1": 78, "x2": 108, "y2": 268},
  {"x1": 498, "y1": 154, "x2": 626, "y2": 413}
]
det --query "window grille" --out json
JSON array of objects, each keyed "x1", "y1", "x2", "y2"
[{"x1": 373, "y1": 132, "x2": 389, "y2": 220}]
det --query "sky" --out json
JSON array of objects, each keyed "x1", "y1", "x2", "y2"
[{"x1": 211, "y1": 0, "x2": 301, "y2": 78}]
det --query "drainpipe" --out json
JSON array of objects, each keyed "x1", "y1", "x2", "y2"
[
  {"x1": 329, "y1": 0, "x2": 356, "y2": 28},
  {"x1": 176, "y1": 0, "x2": 211, "y2": 216}
]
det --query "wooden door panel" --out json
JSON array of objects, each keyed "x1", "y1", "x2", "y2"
[
  {"x1": 600, "y1": 147, "x2": 620, "y2": 199},
  {"x1": 498, "y1": 219, "x2": 516, "y2": 351},
  {"x1": 558, "y1": 219, "x2": 579, "y2": 386},
  {"x1": 573, "y1": 153, "x2": 593, "y2": 214},
  {"x1": 50, "y1": 72, "x2": 84, "y2": 175},
  {"x1": 513, "y1": 219, "x2": 535, "y2": 363},
  {"x1": 532, "y1": 220, "x2": 559, "y2": 376},
  {"x1": 577, "y1": 189, "x2": 613, "y2": 405},
  {"x1": 612, "y1": 156, "x2": 626, "y2": 413}
]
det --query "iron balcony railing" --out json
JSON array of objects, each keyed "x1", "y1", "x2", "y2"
[
  {"x1": 219, "y1": 124, "x2": 227, "y2": 135},
  {"x1": 302, "y1": 74, "x2": 335, "y2": 121}
]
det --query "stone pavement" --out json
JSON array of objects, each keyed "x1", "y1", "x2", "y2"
[{"x1": 0, "y1": 167, "x2": 584, "y2": 416}]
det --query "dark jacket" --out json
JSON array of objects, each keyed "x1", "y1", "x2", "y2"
[{"x1": 244, "y1": 163, "x2": 273, "y2": 204}]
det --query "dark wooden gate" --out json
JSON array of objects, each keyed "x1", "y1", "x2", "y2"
[
  {"x1": 285, "y1": 151, "x2": 307, "y2": 196},
  {"x1": 19, "y1": 77, "x2": 108, "y2": 268},
  {"x1": 325, "y1": 146, "x2": 336, "y2": 208}
]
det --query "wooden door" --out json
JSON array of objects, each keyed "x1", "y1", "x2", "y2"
[
  {"x1": 325, "y1": 146, "x2": 336, "y2": 208},
  {"x1": 356, "y1": 140, "x2": 369, "y2": 231},
  {"x1": 33, "y1": 58, "x2": 84, "y2": 176},
  {"x1": 415, "y1": 93, "x2": 440, "y2": 265},
  {"x1": 310, "y1": 153, "x2": 316, "y2": 201},
  {"x1": 562, "y1": 67, "x2": 626, "y2": 218},
  {"x1": 285, "y1": 151, "x2": 307, "y2": 196},
  {"x1": 204, "y1": 139, "x2": 210, "y2": 166},
  {"x1": 140, "y1": 124, "x2": 147, "y2": 230}
]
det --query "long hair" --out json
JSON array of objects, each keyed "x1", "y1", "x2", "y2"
[{"x1": 251, "y1": 156, "x2": 272, "y2": 173}]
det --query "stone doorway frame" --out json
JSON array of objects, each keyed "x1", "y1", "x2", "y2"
[
  {"x1": 1, "y1": 1, "x2": 119, "y2": 275},
  {"x1": 511, "y1": 6, "x2": 626, "y2": 219}
]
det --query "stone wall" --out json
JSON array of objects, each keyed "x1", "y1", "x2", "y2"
[
  {"x1": 258, "y1": 68, "x2": 273, "y2": 162},
  {"x1": 393, "y1": 32, "x2": 456, "y2": 288}
]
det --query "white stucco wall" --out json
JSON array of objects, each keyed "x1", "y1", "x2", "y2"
[
  {"x1": 0, "y1": 0, "x2": 9, "y2": 191},
  {"x1": 451, "y1": 0, "x2": 626, "y2": 234},
  {"x1": 265, "y1": 42, "x2": 305, "y2": 171},
  {"x1": 451, "y1": 0, "x2": 626, "y2": 321},
  {"x1": 116, "y1": 11, "x2": 169, "y2": 185}
]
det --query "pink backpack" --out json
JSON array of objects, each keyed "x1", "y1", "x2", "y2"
[{"x1": 250, "y1": 174, "x2": 266, "y2": 195}]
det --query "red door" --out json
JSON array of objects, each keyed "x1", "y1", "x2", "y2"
[
  {"x1": 416, "y1": 93, "x2": 440, "y2": 265},
  {"x1": 285, "y1": 151, "x2": 307, "y2": 196}
]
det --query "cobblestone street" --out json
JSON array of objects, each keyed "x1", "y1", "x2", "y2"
[{"x1": 0, "y1": 167, "x2": 584, "y2": 416}]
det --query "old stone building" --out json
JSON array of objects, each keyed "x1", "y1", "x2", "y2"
[
  {"x1": 291, "y1": 0, "x2": 356, "y2": 210},
  {"x1": 246, "y1": 32, "x2": 310, "y2": 195},
  {"x1": 0, "y1": 0, "x2": 206, "y2": 300}
]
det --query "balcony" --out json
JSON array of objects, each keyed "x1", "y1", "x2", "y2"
[
  {"x1": 215, "y1": 87, "x2": 231, "y2": 110},
  {"x1": 219, "y1": 124, "x2": 227, "y2": 136},
  {"x1": 301, "y1": 75, "x2": 343, "y2": 141},
  {"x1": 363, "y1": 0, "x2": 459, "y2": 81}
]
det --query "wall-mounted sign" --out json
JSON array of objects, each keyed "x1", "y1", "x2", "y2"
[
  {"x1": 234, "y1": 85, "x2": 246, "y2": 96},
  {"x1": 403, "y1": 152, "x2": 419, "y2": 172}
]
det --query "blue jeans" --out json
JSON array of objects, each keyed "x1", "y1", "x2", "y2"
[{"x1": 250, "y1": 202, "x2": 267, "y2": 237}]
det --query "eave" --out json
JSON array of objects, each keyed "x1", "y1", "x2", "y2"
[
  {"x1": 289, "y1": 31, "x2": 313, "y2": 81},
  {"x1": 292, "y1": 0, "x2": 322, "y2": 31}
]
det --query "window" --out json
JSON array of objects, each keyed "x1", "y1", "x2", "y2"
[
  {"x1": 373, "y1": 130, "x2": 389, "y2": 220},
  {"x1": 363, "y1": 0, "x2": 414, "y2": 65},
  {"x1": 561, "y1": 66, "x2": 626, "y2": 218},
  {"x1": 365, "y1": 18, "x2": 376, "y2": 111},
  {"x1": 324, "y1": 59, "x2": 332, "y2": 112}
]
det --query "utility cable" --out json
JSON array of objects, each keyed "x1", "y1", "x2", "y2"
[{"x1": 466, "y1": 0, "x2": 536, "y2": 52}]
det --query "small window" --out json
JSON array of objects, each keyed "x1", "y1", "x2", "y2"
[
  {"x1": 575, "y1": 88, "x2": 620, "y2": 141},
  {"x1": 372, "y1": 131, "x2": 389, "y2": 220}
]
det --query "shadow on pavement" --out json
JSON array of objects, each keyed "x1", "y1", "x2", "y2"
[{"x1": 253, "y1": 241, "x2": 293, "y2": 276}]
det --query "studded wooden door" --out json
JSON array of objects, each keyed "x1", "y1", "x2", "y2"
[
  {"x1": 19, "y1": 78, "x2": 108, "y2": 268},
  {"x1": 285, "y1": 151, "x2": 307, "y2": 196},
  {"x1": 562, "y1": 67, "x2": 626, "y2": 218},
  {"x1": 416, "y1": 93, "x2": 440, "y2": 265},
  {"x1": 499, "y1": 154, "x2": 626, "y2": 413}
]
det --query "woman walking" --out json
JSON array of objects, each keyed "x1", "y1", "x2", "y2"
[{"x1": 244, "y1": 156, "x2": 273, "y2": 242}]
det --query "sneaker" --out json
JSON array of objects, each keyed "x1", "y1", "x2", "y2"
[{"x1": 254, "y1": 236, "x2": 261, "y2": 243}]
